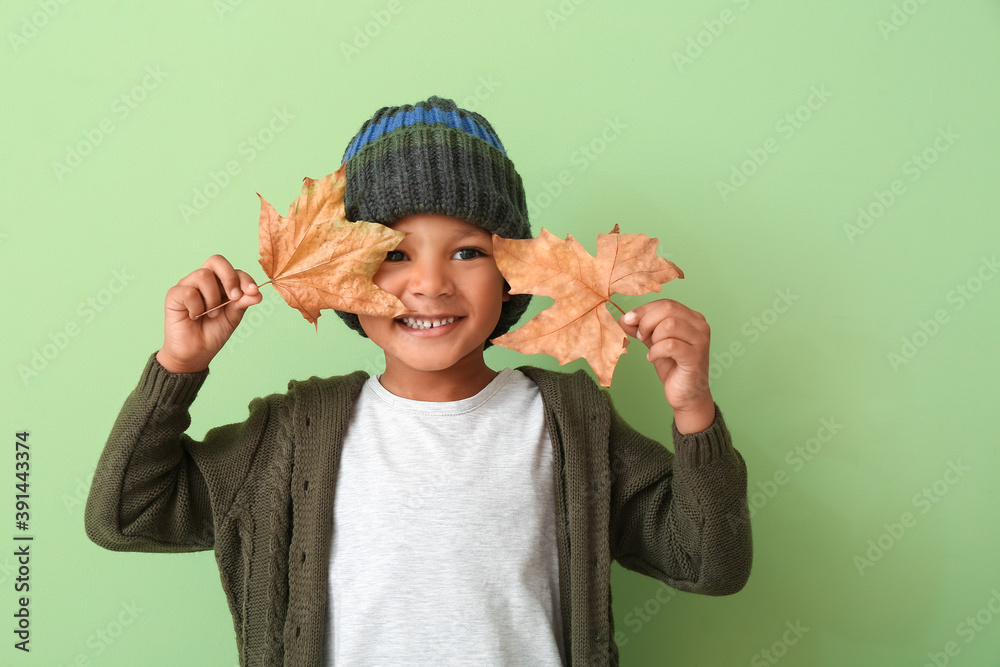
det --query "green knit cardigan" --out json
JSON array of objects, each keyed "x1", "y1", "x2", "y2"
[{"x1": 85, "y1": 352, "x2": 752, "y2": 666}]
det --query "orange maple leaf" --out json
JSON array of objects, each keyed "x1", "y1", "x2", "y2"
[
  {"x1": 490, "y1": 225, "x2": 684, "y2": 387},
  {"x1": 255, "y1": 164, "x2": 409, "y2": 331}
]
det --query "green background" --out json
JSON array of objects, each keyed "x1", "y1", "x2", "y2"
[{"x1": 3, "y1": 0, "x2": 999, "y2": 665}]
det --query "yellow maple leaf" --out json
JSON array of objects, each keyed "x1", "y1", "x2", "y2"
[
  {"x1": 255, "y1": 164, "x2": 409, "y2": 331},
  {"x1": 491, "y1": 225, "x2": 683, "y2": 386}
]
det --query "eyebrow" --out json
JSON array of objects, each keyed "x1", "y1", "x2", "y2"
[
  {"x1": 446, "y1": 226, "x2": 490, "y2": 242},
  {"x1": 395, "y1": 223, "x2": 491, "y2": 243}
]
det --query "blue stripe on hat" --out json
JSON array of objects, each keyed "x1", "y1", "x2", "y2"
[{"x1": 341, "y1": 106, "x2": 507, "y2": 164}]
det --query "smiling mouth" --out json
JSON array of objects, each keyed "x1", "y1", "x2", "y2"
[{"x1": 397, "y1": 316, "x2": 462, "y2": 330}]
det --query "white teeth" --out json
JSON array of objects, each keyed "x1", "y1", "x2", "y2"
[{"x1": 401, "y1": 316, "x2": 457, "y2": 329}]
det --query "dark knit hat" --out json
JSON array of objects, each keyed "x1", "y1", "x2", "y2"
[{"x1": 334, "y1": 95, "x2": 533, "y2": 348}]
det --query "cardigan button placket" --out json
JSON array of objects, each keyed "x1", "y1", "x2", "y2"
[{"x1": 297, "y1": 418, "x2": 308, "y2": 650}]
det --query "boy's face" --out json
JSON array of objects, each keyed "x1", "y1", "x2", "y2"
[{"x1": 357, "y1": 213, "x2": 510, "y2": 379}]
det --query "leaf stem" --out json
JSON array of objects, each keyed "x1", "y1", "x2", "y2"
[
  {"x1": 194, "y1": 278, "x2": 274, "y2": 318},
  {"x1": 607, "y1": 299, "x2": 626, "y2": 315}
]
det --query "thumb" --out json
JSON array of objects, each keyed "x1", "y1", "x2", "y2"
[{"x1": 617, "y1": 305, "x2": 649, "y2": 340}]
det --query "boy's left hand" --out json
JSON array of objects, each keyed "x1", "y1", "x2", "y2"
[{"x1": 619, "y1": 299, "x2": 715, "y2": 431}]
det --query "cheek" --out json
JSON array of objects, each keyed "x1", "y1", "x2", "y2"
[
  {"x1": 371, "y1": 269, "x2": 403, "y2": 296},
  {"x1": 357, "y1": 314, "x2": 387, "y2": 339},
  {"x1": 356, "y1": 315, "x2": 373, "y2": 337}
]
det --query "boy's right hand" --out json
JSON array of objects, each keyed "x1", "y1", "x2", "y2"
[{"x1": 156, "y1": 255, "x2": 263, "y2": 374}]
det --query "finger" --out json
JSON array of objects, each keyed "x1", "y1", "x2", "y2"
[
  {"x1": 237, "y1": 270, "x2": 259, "y2": 295},
  {"x1": 621, "y1": 299, "x2": 675, "y2": 326},
  {"x1": 165, "y1": 284, "x2": 209, "y2": 321},
  {"x1": 229, "y1": 270, "x2": 263, "y2": 310},
  {"x1": 201, "y1": 255, "x2": 247, "y2": 313},
  {"x1": 646, "y1": 336, "x2": 696, "y2": 366},
  {"x1": 645, "y1": 306, "x2": 707, "y2": 346},
  {"x1": 618, "y1": 314, "x2": 640, "y2": 339},
  {"x1": 179, "y1": 267, "x2": 228, "y2": 318},
  {"x1": 618, "y1": 299, "x2": 676, "y2": 338},
  {"x1": 230, "y1": 270, "x2": 262, "y2": 310},
  {"x1": 647, "y1": 316, "x2": 707, "y2": 351},
  {"x1": 647, "y1": 346, "x2": 678, "y2": 377},
  {"x1": 622, "y1": 300, "x2": 694, "y2": 344}
]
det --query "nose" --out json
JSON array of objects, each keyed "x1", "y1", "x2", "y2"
[{"x1": 407, "y1": 256, "x2": 454, "y2": 297}]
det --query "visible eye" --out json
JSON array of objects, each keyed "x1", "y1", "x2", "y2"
[
  {"x1": 453, "y1": 247, "x2": 485, "y2": 260},
  {"x1": 385, "y1": 250, "x2": 407, "y2": 262}
]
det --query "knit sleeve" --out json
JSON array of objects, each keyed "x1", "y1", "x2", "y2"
[
  {"x1": 607, "y1": 400, "x2": 752, "y2": 596},
  {"x1": 84, "y1": 351, "x2": 287, "y2": 553}
]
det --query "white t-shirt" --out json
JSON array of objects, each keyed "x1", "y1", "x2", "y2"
[{"x1": 323, "y1": 368, "x2": 566, "y2": 666}]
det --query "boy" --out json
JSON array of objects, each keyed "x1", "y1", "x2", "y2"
[{"x1": 85, "y1": 95, "x2": 752, "y2": 666}]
